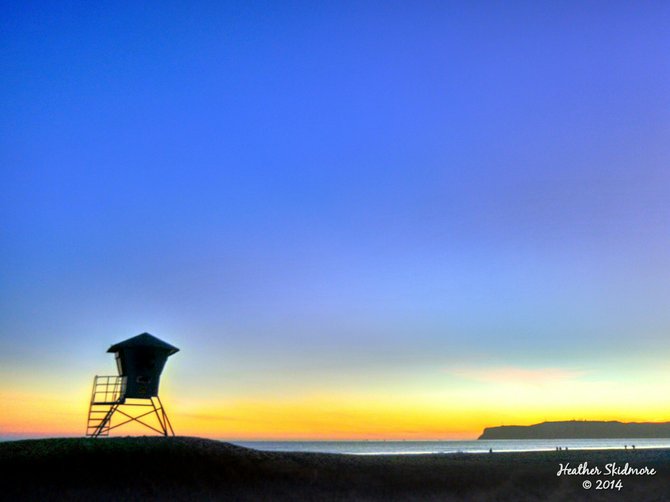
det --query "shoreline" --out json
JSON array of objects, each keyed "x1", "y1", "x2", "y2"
[{"x1": 232, "y1": 437, "x2": 670, "y2": 456}]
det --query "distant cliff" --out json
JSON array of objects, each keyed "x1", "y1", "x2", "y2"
[{"x1": 479, "y1": 421, "x2": 670, "y2": 439}]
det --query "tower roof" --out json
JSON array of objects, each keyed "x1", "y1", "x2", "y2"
[{"x1": 107, "y1": 332, "x2": 179, "y2": 355}]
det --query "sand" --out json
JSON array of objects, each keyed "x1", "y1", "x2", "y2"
[{"x1": 1, "y1": 436, "x2": 668, "y2": 501}]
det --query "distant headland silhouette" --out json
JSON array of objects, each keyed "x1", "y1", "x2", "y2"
[{"x1": 479, "y1": 420, "x2": 670, "y2": 439}]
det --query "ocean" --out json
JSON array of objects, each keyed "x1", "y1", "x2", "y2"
[
  {"x1": 231, "y1": 438, "x2": 670, "y2": 455},
  {"x1": 2, "y1": 436, "x2": 669, "y2": 454}
]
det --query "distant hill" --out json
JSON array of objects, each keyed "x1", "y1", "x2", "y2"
[{"x1": 479, "y1": 420, "x2": 670, "y2": 439}]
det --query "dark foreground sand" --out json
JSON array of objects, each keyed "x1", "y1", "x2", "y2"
[{"x1": 1, "y1": 437, "x2": 668, "y2": 501}]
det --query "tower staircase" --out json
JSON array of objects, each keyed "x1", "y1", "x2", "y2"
[{"x1": 86, "y1": 375, "x2": 125, "y2": 437}]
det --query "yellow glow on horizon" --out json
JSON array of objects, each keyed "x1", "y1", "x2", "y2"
[
  {"x1": 0, "y1": 389, "x2": 91, "y2": 436},
  {"x1": 2, "y1": 364, "x2": 669, "y2": 440}
]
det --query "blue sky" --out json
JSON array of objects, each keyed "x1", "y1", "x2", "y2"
[{"x1": 2, "y1": 1, "x2": 670, "y2": 437}]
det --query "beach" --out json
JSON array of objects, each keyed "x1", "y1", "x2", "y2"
[{"x1": 1, "y1": 437, "x2": 668, "y2": 501}]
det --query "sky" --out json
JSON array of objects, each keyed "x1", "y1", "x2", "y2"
[{"x1": 1, "y1": 1, "x2": 670, "y2": 440}]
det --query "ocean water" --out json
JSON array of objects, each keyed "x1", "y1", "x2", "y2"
[{"x1": 231, "y1": 438, "x2": 670, "y2": 455}]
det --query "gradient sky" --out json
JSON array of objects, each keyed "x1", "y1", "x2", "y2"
[{"x1": 2, "y1": 1, "x2": 670, "y2": 439}]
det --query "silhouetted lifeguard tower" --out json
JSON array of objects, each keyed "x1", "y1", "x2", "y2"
[{"x1": 86, "y1": 332, "x2": 179, "y2": 437}]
